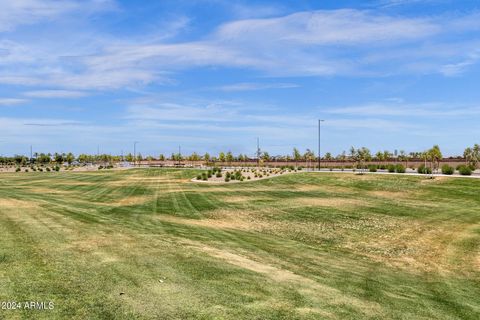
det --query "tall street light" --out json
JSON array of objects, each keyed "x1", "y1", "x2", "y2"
[
  {"x1": 133, "y1": 141, "x2": 139, "y2": 167},
  {"x1": 318, "y1": 120, "x2": 325, "y2": 171}
]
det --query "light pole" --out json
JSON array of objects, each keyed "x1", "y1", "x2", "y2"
[
  {"x1": 133, "y1": 141, "x2": 139, "y2": 166},
  {"x1": 318, "y1": 119, "x2": 325, "y2": 171}
]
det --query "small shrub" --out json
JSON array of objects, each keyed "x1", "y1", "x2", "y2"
[
  {"x1": 196, "y1": 175, "x2": 202, "y2": 180},
  {"x1": 247, "y1": 176, "x2": 251, "y2": 180},
  {"x1": 98, "y1": 166, "x2": 103, "y2": 170},
  {"x1": 15, "y1": 167, "x2": 21, "y2": 172},
  {"x1": 368, "y1": 165, "x2": 377, "y2": 172},
  {"x1": 458, "y1": 165, "x2": 472, "y2": 176},
  {"x1": 379, "y1": 165, "x2": 386, "y2": 170},
  {"x1": 417, "y1": 165, "x2": 432, "y2": 174},
  {"x1": 46, "y1": 167, "x2": 51, "y2": 172},
  {"x1": 441, "y1": 165, "x2": 454, "y2": 175},
  {"x1": 387, "y1": 164, "x2": 395, "y2": 173},
  {"x1": 24, "y1": 169, "x2": 29, "y2": 172},
  {"x1": 216, "y1": 172, "x2": 222, "y2": 178},
  {"x1": 395, "y1": 164, "x2": 406, "y2": 173},
  {"x1": 225, "y1": 177, "x2": 230, "y2": 182}
]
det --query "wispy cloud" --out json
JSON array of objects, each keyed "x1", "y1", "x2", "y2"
[
  {"x1": 0, "y1": 98, "x2": 27, "y2": 106},
  {"x1": 218, "y1": 82, "x2": 299, "y2": 91},
  {"x1": 325, "y1": 102, "x2": 480, "y2": 117},
  {"x1": 2, "y1": 8, "x2": 480, "y2": 91},
  {"x1": 23, "y1": 90, "x2": 88, "y2": 98},
  {"x1": 0, "y1": 0, "x2": 115, "y2": 32}
]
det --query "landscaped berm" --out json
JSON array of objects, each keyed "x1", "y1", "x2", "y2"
[{"x1": 1, "y1": 168, "x2": 480, "y2": 319}]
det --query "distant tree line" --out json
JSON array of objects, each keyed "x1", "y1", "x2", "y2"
[{"x1": 1, "y1": 144, "x2": 479, "y2": 169}]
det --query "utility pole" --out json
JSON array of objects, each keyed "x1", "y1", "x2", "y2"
[
  {"x1": 318, "y1": 119, "x2": 325, "y2": 171},
  {"x1": 30, "y1": 145, "x2": 33, "y2": 164}
]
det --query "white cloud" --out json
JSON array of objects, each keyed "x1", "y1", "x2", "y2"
[
  {"x1": 0, "y1": 98, "x2": 27, "y2": 106},
  {"x1": 215, "y1": 10, "x2": 439, "y2": 45},
  {"x1": 325, "y1": 102, "x2": 480, "y2": 117},
  {"x1": 439, "y1": 50, "x2": 480, "y2": 76},
  {"x1": 0, "y1": 0, "x2": 115, "y2": 32},
  {"x1": 219, "y1": 82, "x2": 299, "y2": 91},
  {"x1": 0, "y1": 8, "x2": 480, "y2": 91},
  {"x1": 23, "y1": 90, "x2": 88, "y2": 98}
]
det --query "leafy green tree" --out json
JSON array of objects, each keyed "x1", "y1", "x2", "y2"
[
  {"x1": 262, "y1": 152, "x2": 270, "y2": 162},
  {"x1": 226, "y1": 151, "x2": 234, "y2": 164},
  {"x1": 66, "y1": 152, "x2": 75, "y2": 165},
  {"x1": 219, "y1": 152, "x2": 226, "y2": 163},
  {"x1": 54, "y1": 152, "x2": 64, "y2": 164}
]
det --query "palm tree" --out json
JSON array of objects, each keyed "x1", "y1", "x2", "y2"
[
  {"x1": 304, "y1": 149, "x2": 315, "y2": 170},
  {"x1": 293, "y1": 148, "x2": 301, "y2": 169},
  {"x1": 428, "y1": 145, "x2": 442, "y2": 173},
  {"x1": 203, "y1": 152, "x2": 210, "y2": 166},
  {"x1": 398, "y1": 150, "x2": 409, "y2": 168}
]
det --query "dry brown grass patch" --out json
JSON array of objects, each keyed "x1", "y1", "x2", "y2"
[
  {"x1": 0, "y1": 198, "x2": 38, "y2": 209},
  {"x1": 294, "y1": 197, "x2": 367, "y2": 208},
  {"x1": 115, "y1": 195, "x2": 150, "y2": 206}
]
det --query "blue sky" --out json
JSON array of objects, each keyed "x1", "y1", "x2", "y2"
[{"x1": 1, "y1": 0, "x2": 480, "y2": 157}]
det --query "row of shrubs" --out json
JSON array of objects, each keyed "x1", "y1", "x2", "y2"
[
  {"x1": 16, "y1": 166, "x2": 61, "y2": 172},
  {"x1": 439, "y1": 164, "x2": 473, "y2": 176},
  {"x1": 225, "y1": 170, "x2": 250, "y2": 182},
  {"x1": 368, "y1": 164, "x2": 406, "y2": 173},
  {"x1": 366, "y1": 163, "x2": 474, "y2": 176},
  {"x1": 280, "y1": 165, "x2": 303, "y2": 171},
  {"x1": 98, "y1": 165, "x2": 114, "y2": 170}
]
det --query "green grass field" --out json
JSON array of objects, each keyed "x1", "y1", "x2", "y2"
[{"x1": 0, "y1": 169, "x2": 479, "y2": 319}]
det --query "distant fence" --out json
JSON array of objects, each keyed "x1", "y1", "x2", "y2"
[{"x1": 137, "y1": 158, "x2": 469, "y2": 169}]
